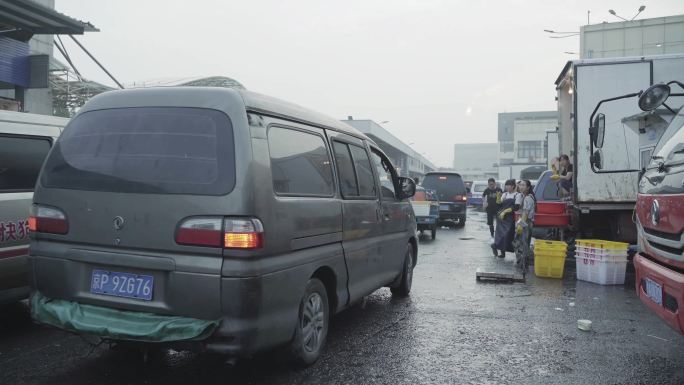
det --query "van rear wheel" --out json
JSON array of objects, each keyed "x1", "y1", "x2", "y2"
[
  {"x1": 290, "y1": 278, "x2": 329, "y2": 366},
  {"x1": 391, "y1": 245, "x2": 414, "y2": 297}
]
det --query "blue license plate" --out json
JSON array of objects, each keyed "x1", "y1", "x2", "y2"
[
  {"x1": 439, "y1": 204, "x2": 449, "y2": 211},
  {"x1": 644, "y1": 278, "x2": 662, "y2": 306},
  {"x1": 91, "y1": 269, "x2": 154, "y2": 301}
]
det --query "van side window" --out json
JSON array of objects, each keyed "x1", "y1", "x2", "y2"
[
  {"x1": 0, "y1": 135, "x2": 51, "y2": 192},
  {"x1": 371, "y1": 151, "x2": 396, "y2": 199},
  {"x1": 332, "y1": 141, "x2": 377, "y2": 199},
  {"x1": 348, "y1": 145, "x2": 375, "y2": 197},
  {"x1": 268, "y1": 126, "x2": 334, "y2": 196},
  {"x1": 332, "y1": 141, "x2": 358, "y2": 197}
]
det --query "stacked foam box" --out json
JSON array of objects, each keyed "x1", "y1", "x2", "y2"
[{"x1": 575, "y1": 240, "x2": 629, "y2": 285}]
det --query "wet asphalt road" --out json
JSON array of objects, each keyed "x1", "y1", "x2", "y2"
[{"x1": 1, "y1": 210, "x2": 684, "y2": 385}]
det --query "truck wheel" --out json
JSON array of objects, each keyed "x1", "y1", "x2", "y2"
[
  {"x1": 431, "y1": 226, "x2": 437, "y2": 240},
  {"x1": 391, "y1": 245, "x2": 414, "y2": 297},
  {"x1": 290, "y1": 278, "x2": 329, "y2": 366}
]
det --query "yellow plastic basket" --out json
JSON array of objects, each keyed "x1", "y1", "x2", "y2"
[
  {"x1": 534, "y1": 253, "x2": 566, "y2": 278},
  {"x1": 535, "y1": 249, "x2": 567, "y2": 258},
  {"x1": 534, "y1": 240, "x2": 568, "y2": 252},
  {"x1": 575, "y1": 239, "x2": 629, "y2": 250}
]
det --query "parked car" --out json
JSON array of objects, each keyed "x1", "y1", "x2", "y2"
[
  {"x1": 468, "y1": 180, "x2": 501, "y2": 208},
  {"x1": 0, "y1": 111, "x2": 66, "y2": 306},
  {"x1": 421, "y1": 172, "x2": 468, "y2": 226},
  {"x1": 28, "y1": 87, "x2": 417, "y2": 366},
  {"x1": 410, "y1": 186, "x2": 439, "y2": 239}
]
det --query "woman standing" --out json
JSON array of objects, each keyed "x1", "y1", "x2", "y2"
[
  {"x1": 492, "y1": 179, "x2": 522, "y2": 258},
  {"x1": 515, "y1": 179, "x2": 536, "y2": 266}
]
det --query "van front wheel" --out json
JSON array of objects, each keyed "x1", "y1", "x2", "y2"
[
  {"x1": 391, "y1": 245, "x2": 414, "y2": 297},
  {"x1": 290, "y1": 278, "x2": 329, "y2": 366}
]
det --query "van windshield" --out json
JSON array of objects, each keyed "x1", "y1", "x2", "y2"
[
  {"x1": 41, "y1": 107, "x2": 236, "y2": 195},
  {"x1": 422, "y1": 174, "x2": 466, "y2": 201},
  {"x1": 472, "y1": 184, "x2": 487, "y2": 193}
]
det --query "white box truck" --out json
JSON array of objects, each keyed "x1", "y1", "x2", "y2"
[{"x1": 554, "y1": 54, "x2": 684, "y2": 243}]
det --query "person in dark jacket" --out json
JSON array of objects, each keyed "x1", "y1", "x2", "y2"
[
  {"x1": 492, "y1": 179, "x2": 522, "y2": 258},
  {"x1": 482, "y1": 178, "x2": 502, "y2": 240}
]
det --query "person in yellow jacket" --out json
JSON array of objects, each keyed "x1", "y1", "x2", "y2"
[
  {"x1": 491, "y1": 179, "x2": 522, "y2": 258},
  {"x1": 550, "y1": 154, "x2": 573, "y2": 196}
]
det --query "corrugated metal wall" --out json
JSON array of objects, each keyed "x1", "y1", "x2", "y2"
[{"x1": 0, "y1": 36, "x2": 30, "y2": 87}]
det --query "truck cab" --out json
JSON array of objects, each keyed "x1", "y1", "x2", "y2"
[
  {"x1": 588, "y1": 80, "x2": 684, "y2": 333},
  {"x1": 634, "y1": 106, "x2": 684, "y2": 334}
]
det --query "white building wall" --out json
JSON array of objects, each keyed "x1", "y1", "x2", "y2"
[
  {"x1": 581, "y1": 14, "x2": 684, "y2": 59},
  {"x1": 512, "y1": 118, "x2": 555, "y2": 163}
]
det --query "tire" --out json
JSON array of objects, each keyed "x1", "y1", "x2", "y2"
[
  {"x1": 290, "y1": 278, "x2": 329, "y2": 367},
  {"x1": 391, "y1": 245, "x2": 414, "y2": 297},
  {"x1": 457, "y1": 215, "x2": 466, "y2": 227},
  {"x1": 431, "y1": 226, "x2": 436, "y2": 240}
]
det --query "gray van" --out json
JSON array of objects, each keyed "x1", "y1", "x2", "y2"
[
  {"x1": 0, "y1": 111, "x2": 66, "y2": 306},
  {"x1": 29, "y1": 87, "x2": 417, "y2": 365}
]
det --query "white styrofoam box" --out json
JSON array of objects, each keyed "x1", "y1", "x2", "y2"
[
  {"x1": 575, "y1": 256, "x2": 628, "y2": 285},
  {"x1": 575, "y1": 248, "x2": 628, "y2": 262},
  {"x1": 575, "y1": 246, "x2": 628, "y2": 258}
]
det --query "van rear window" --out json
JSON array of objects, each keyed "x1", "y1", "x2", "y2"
[
  {"x1": 422, "y1": 174, "x2": 466, "y2": 201},
  {"x1": 41, "y1": 107, "x2": 235, "y2": 195}
]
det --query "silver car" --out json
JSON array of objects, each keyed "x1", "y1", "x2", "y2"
[{"x1": 0, "y1": 111, "x2": 65, "y2": 306}]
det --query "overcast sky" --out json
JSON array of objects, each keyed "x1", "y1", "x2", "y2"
[{"x1": 56, "y1": 0, "x2": 684, "y2": 167}]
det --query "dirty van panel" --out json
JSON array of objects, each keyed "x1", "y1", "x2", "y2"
[
  {"x1": 30, "y1": 107, "x2": 242, "y2": 317},
  {"x1": 262, "y1": 124, "x2": 343, "y2": 251},
  {"x1": 36, "y1": 107, "x2": 239, "y2": 254}
]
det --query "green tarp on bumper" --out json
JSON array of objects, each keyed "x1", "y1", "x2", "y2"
[{"x1": 31, "y1": 292, "x2": 219, "y2": 342}]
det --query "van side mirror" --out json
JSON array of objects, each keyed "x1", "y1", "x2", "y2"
[
  {"x1": 638, "y1": 83, "x2": 671, "y2": 111},
  {"x1": 397, "y1": 177, "x2": 416, "y2": 199}
]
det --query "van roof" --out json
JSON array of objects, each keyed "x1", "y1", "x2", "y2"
[
  {"x1": 78, "y1": 87, "x2": 371, "y2": 142},
  {"x1": 425, "y1": 171, "x2": 462, "y2": 176},
  {"x1": 0, "y1": 110, "x2": 67, "y2": 137}
]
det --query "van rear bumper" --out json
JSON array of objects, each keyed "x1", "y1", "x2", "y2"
[
  {"x1": 28, "y1": 253, "x2": 309, "y2": 355},
  {"x1": 634, "y1": 253, "x2": 684, "y2": 334},
  {"x1": 438, "y1": 202, "x2": 466, "y2": 221},
  {"x1": 0, "y1": 252, "x2": 30, "y2": 305}
]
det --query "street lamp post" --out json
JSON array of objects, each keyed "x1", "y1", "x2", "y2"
[
  {"x1": 543, "y1": 29, "x2": 579, "y2": 39},
  {"x1": 608, "y1": 6, "x2": 645, "y2": 22}
]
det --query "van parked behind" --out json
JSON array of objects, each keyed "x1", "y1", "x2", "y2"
[
  {"x1": 421, "y1": 171, "x2": 468, "y2": 226},
  {"x1": 29, "y1": 87, "x2": 417, "y2": 366},
  {"x1": 0, "y1": 111, "x2": 66, "y2": 306}
]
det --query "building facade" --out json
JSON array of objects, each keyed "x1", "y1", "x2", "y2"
[
  {"x1": 342, "y1": 118, "x2": 436, "y2": 180},
  {"x1": 580, "y1": 14, "x2": 684, "y2": 59},
  {"x1": 0, "y1": 0, "x2": 96, "y2": 115},
  {"x1": 497, "y1": 111, "x2": 557, "y2": 180},
  {"x1": 452, "y1": 143, "x2": 498, "y2": 181}
]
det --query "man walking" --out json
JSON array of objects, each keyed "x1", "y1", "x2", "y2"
[{"x1": 482, "y1": 178, "x2": 502, "y2": 243}]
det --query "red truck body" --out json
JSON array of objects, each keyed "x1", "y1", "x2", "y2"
[{"x1": 632, "y1": 109, "x2": 684, "y2": 334}]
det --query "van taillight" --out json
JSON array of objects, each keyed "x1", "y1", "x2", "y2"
[
  {"x1": 176, "y1": 217, "x2": 223, "y2": 247},
  {"x1": 224, "y1": 218, "x2": 263, "y2": 249},
  {"x1": 175, "y1": 217, "x2": 264, "y2": 249},
  {"x1": 29, "y1": 205, "x2": 68, "y2": 234},
  {"x1": 454, "y1": 195, "x2": 467, "y2": 201}
]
